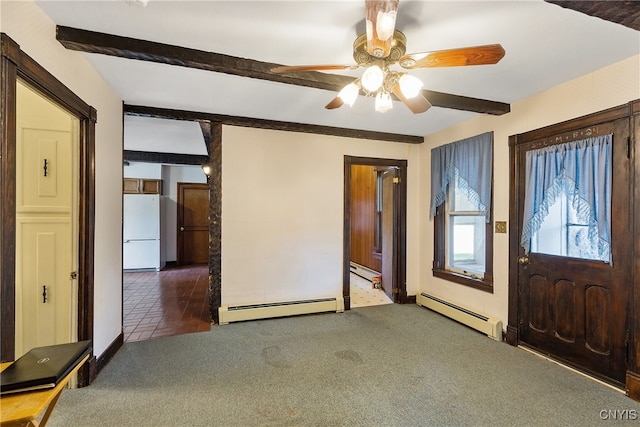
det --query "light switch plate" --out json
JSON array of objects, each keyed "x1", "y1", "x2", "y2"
[{"x1": 495, "y1": 221, "x2": 507, "y2": 234}]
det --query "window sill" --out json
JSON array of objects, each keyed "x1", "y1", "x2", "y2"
[{"x1": 432, "y1": 268, "x2": 493, "y2": 293}]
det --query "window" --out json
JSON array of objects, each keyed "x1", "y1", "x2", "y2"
[
  {"x1": 521, "y1": 135, "x2": 612, "y2": 264},
  {"x1": 446, "y1": 177, "x2": 487, "y2": 278},
  {"x1": 430, "y1": 132, "x2": 493, "y2": 292},
  {"x1": 530, "y1": 190, "x2": 610, "y2": 262}
]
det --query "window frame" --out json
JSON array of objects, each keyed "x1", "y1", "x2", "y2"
[{"x1": 433, "y1": 176, "x2": 494, "y2": 293}]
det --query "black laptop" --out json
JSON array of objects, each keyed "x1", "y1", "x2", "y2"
[{"x1": 0, "y1": 340, "x2": 92, "y2": 395}]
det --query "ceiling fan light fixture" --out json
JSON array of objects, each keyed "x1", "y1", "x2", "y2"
[
  {"x1": 399, "y1": 74, "x2": 424, "y2": 99},
  {"x1": 361, "y1": 65, "x2": 384, "y2": 92},
  {"x1": 365, "y1": 0, "x2": 399, "y2": 58},
  {"x1": 338, "y1": 82, "x2": 360, "y2": 107},
  {"x1": 376, "y1": 10, "x2": 397, "y2": 42},
  {"x1": 375, "y1": 90, "x2": 393, "y2": 113}
]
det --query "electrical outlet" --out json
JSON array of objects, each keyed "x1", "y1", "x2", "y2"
[{"x1": 495, "y1": 221, "x2": 507, "y2": 234}]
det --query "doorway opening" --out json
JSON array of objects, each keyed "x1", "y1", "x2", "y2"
[
  {"x1": 343, "y1": 156, "x2": 407, "y2": 310},
  {"x1": 122, "y1": 114, "x2": 212, "y2": 342},
  {"x1": 121, "y1": 161, "x2": 211, "y2": 342}
]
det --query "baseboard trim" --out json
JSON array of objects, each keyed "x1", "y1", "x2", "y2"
[
  {"x1": 79, "y1": 355, "x2": 97, "y2": 387},
  {"x1": 627, "y1": 370, "x2": 640, "y2": 402},
  {"x1": 162, "y1": 261, "x2": 178, "y2": 270},
  {"x1": 93, "y1": 333, "x2": 124, "y2": 383}
]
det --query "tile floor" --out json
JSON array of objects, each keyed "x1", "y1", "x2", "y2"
[
  {"x1": 123, "y1": 267, "x2": 390, "y2": 343},
  {"x1": 123, "y1": 265, "x2": 211, "y2": 343},
  {"x1": 350, "y1": 273, "x2": 394, "y2": 308}
]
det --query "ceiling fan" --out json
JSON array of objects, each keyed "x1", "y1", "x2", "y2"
[{"x1": 271, "y1": 0, "x2": 505, "y2": 114}]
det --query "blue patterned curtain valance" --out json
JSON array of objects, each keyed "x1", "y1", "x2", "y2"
[
  {"x1": 429, "y1": 132, "x2": 493, "y2": 222},
  {"x1": 520, "y1": 134, "x2": 613, "y2": 262}
]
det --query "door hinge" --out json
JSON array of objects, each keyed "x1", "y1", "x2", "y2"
[
  {"x1": 392, "y1": 177, "x2": 400, "y2": 184},
  {"x1": 70, "y1": 271, "x2": 78, "y2": 280},
  {"x1": 392, "y1": 288, "x2": 399, "y2": 294}
]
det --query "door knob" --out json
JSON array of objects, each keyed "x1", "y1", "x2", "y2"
[
  {"x1": 180, "y1": 227, "x2": 185, "y2": 231},
  {"x1": 518, "y1": 256, "x2": 529, "y2": 265}
]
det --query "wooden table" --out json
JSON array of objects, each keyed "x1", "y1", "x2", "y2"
[{"x1": 0, "y1": 354, "x2": 89, "y2": 427}]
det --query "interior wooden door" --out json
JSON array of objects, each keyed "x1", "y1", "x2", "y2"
[
  {"x1": 380, "y1": 169, "x2": 396, "y2": 301},
  {"x1": 177, "y1": 183, "x2": 209, "y2": 265},
  {"x1": 15, "y1": 80, "x2": 79, "y2": 357},
  {"x1": 515, "y1": 118, "x2": 631, "y2": 386}
]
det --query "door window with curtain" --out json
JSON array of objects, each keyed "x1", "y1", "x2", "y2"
[
  {"x1": 430, "y1": 132, "x2": 494, "y2": 292},
  {"x1": 520, "y1": 134, "x2": 612, "y2": 263}
]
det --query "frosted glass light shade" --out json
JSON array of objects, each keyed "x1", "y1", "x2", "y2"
[
  {"x1": 361, "y1": 65, "x2": 384, "y2": 92},
  {"x1": 376, "y1": 10, "x2": 397, "y2": 41},
  {"x1": 338, "y1": 83, "x2": 359, "y2": 106},
  {"x1": 365, "y1": 0, "x2": 399, "y2": 58},
  {"x1": 375, "y1": 91, "x2": 393, "y2": 113},
  {"x1": 399, "y1": 74, "x2": 424, "y2": 99}
]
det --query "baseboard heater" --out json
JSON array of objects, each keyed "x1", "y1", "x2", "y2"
[
  {"x1": 350, "y1": 262, "x2": 380, "y2": 282},
  {"x1": 218, "y1": 297, "x2": 345, "y2": 325},
  {"x1": 416, "y1": 292, "x2": 503, "y2": 341}
]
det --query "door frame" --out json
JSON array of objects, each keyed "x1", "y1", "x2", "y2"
[
  {"x1": 0, "y1": 34, "x2": 96, "y2": 386},
  {"x1": 343, "y1": 156, "x2": 408, "y2": 310},
  {"x1": 507, "y1": 100, "x2": 640, "y2": 398}
]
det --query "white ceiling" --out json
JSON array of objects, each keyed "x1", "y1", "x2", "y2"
[
  {"x1": 124, "y1": 116, "x2": 208, "y2": 155},
  {"x1": 36, "y1": 0, "x2": 640, "y2": 153}
]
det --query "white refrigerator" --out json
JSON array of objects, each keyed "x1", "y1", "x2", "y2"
[{"x1": 123, "y1": 194, "x2": 162, "y2": 270}]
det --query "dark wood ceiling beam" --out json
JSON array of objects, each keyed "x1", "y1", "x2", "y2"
[
  {"x1": 56, "y1": 26, "x2": 510, "y2": 116},
  {"x1": 545, "y1": 1, "x2": 640, "y2": 31},
  {"x1": 56, "y1": 26, "x2": 355, "y2": 93},
  {"x1": 124, "y1": 104, "x2": 424, "y2": 144},
  {"x1": 124, "y1": 150, "x2": 208, "y2": 165},
  {"x1": 199, "y1": 121, "x2": 212, "y2": 156}
]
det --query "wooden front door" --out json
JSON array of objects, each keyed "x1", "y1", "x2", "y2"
[
  {"x1": 512, "y1": 116, "x2": 631, "y2": 386},
  {"x1": 177, "y1": 183, "x2": 209, "y2": 265}
]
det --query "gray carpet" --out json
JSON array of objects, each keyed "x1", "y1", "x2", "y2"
[{"x1": 50, "y1": 304, "x2": 640, "y2": 426}]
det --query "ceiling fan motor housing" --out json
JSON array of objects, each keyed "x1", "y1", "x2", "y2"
[{"x1": 353, "y1": 30, "x2": 407, "y2": 68}]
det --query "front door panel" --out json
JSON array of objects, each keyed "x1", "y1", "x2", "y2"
[{"x1": 517, "y1": 118, "x2": 631, "y2": 385}]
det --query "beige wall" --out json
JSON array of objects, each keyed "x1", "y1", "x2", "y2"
[
  {"x1": 1, "y1": 1, "x2": 124, "y2": 357},
  {"x1": 419, "y1": 54, "x2": 640, "y2": 325},
  {"x1": 221, "y1": 126, "x2": 421, "y2": 305}
]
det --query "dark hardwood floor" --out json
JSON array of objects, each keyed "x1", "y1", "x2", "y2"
[{"x1": 123, "y1": 265, "x2": 210, "y2": 342}]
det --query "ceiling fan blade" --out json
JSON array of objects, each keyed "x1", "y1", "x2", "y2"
[
  {"x1": 391, "y1": 82, "x2": 431, "y2": 114},
  {"x1": 271, "y1": 64, "x2": 354, "y2": 73},
  {"x1": 365, "y1": 0, "x2": 399, "y2": 58},
  {"x1": 399, "y1": 44, "x2": 506, "y2": 69},
  {"x1": 325, "y1": 96, "x2": 345, "y2": 110}
]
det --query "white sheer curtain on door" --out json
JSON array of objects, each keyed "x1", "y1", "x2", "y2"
[{"x1": 520, "y1": 134, "x2": 613, "y2": 263}]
